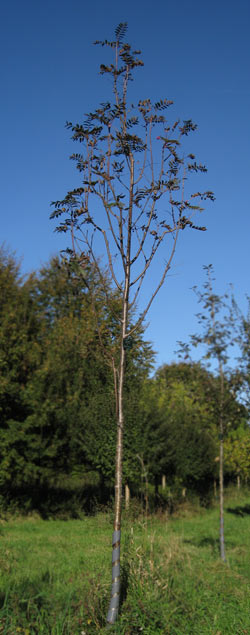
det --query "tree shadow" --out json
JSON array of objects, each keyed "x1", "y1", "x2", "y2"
[
  {"x1": 184, "y1": 535, "x2": 235, "y2": 554},
  {"x1": 120, "y1": 561, "x2": 129, "y2": 607},
  {"x1": 184, "y1": 536, "x2": 220, "y2": 555},
  {"x1": 226, "y1": 504, "x2": 250, "y2": 517}
]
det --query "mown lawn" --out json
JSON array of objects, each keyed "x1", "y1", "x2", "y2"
[{"x1": 0, "y1": 490, "x2": 249, "y2": 634}]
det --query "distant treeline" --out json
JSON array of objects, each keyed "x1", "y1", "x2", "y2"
[{"x1": 0, "y1": 248, "x2": 249, "y2": 516}]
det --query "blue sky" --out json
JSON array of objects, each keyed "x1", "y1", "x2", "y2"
[{"x1": 1, "y1": 0, "x2": 250, "y2": 369}]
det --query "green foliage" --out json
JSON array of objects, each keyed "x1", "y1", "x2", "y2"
[
  {"x1": 0, "y1": 249, "x2": 246, "y2": 514},
  {"x1": 232, "y1": 295, "x2": 250, "y2": 412},
  {"x1": 150, "y1": 363, "x2": 218, "y2": 490},
  {"x1": 0, "y1": 250, "x2": 154, "y2": 512},
  {"x1": 224, "y1": 425, "x2": 250, "y2": 482},
  {"x1": 136, "y1": 361, "x2": 247, "y2": 503},
  {"x1": 0, "y1": 247, "x2": 40, "y2": 489}
]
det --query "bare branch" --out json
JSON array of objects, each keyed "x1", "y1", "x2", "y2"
[{"x1": 126, "y1": 225, "x2": 180, "y2": 338}]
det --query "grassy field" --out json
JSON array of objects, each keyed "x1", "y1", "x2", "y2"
[{"x1": 0, "y1": 489, "x2": 249, "y2": 634}]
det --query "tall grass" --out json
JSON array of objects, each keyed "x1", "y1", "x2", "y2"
[{"x1": 0, "y1": 489, "x2": 249, "y2": 633}]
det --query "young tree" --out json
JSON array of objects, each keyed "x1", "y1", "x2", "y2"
[
  {"x1": 50, "y1": 24, "x2": 213, "y2": 623},
  {"x1": 178, "y1": 265, "x2": 238, "y2": 561}
]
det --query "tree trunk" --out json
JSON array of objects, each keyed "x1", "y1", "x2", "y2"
[
  {"x1": 162, "y1": 474, "x2": 166, "y2": 490},
  {"x1": 237, "y1": 474, "x2": 240, "y2": 489},
  {"x1": 219, "y1": 435, "x2": 226, "y2": 561},
  {"x1": 144, "y1": 472, "x2": 149, "y2": 521},
  {"x1": 125, "y1": 484, "x2": 130, "y2": 510},
  {"x1": 106, "y1": 338, "x2": 126, "y2": 625},
  {"x1": 106, "y1": 154, "x2": 134, "y2": 625}
]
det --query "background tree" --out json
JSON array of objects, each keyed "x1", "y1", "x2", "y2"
[
  {"x1": 1, "y1": 248, "x2": 246, "y2": 522},
  {"x1": 50, "y1": 23, "x2": 213, "y2": 623},
  {"x1": 0, "y1": 247, "x2": 40, "y2": 496},
  {"x1": 231, "y1": 295, "x2": 250, "y2": 411},
  {"x1": 152, "y1": 363, "x2": 217, "y2": 497},
  {"x1": 224, "y1": 424, "x2": 250, "y2": 487},
  {"x1": 226, "y1": 296, "x2": 250, "y2": 487},
  {"x1": 151, "y1": 362, "x2": 247, "y2": 501},
  {"x1": 24, "y1": 257, "x2": 153, "y2": 512},
  {"x1": 0, "y1": 251, "x2": 154, "y2": 512}
]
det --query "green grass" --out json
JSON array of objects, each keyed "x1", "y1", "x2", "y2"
[{"x1": 0, "y1": 489, "x2": 249, "y2": 634}]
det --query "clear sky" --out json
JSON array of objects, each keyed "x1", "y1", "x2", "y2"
[{"x1": 1, "y1": 0, "x2": 250, "y2": 369}]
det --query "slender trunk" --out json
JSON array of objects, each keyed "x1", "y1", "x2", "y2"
[
  {"x1": 162, "y1": 474, "x2": 166, "y2": 490},
  {"x1": 107, "y1": 155, "x2": 134, "y2": 625},
  {"x1": 137, "y1": 454, "x2": 149, "y2": 520},
  {"x1": 214, "y1": 478, "x2": 217, "y2": 499},
  {"x1": 106, "y1": 327, "x2": 126, "y2": 625},
  {"x1": 219, "y1": 367, "x2": 226, "y2": 562},
  {"x1": 237, "y1": 474, "x2": 240, "y2": 489},
  {"x1": 145, "y1": 469, "x2": 149, "y2": 522},
  {"x1": 219, "y1": 434, "x2": 226, "y2": 561},
  {"x1": 125, "y1": 484, "x2": 130, "y2": 510}
]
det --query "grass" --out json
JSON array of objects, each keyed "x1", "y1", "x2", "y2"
[{"x1": 0, "y1": 489, "x2": 249, "y2": 634}]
